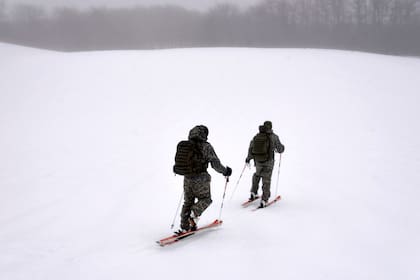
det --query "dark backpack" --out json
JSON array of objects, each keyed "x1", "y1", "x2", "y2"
[
  {"x1": 173, "y1": 140, "x2": 207, "y2": 175},
  {"x1": 252, "y1": 132, "x2": 271, "y2": 162}
]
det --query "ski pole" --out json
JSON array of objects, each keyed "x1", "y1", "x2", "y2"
[
  {"x1": 274, "y1": 153, "x2": 282, "y2": 197},
  {"x1": 170, "y1": 190, "x2": 184, "y2": 229},
  {"x1": 229, "y1": 163, "x2": 247, "y2": 200},
  {"x1": 218, "y1": 176, "x2": 230, "y2": 221}
]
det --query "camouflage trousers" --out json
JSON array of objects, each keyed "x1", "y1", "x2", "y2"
[
  {"x1": 180, "y1": 173, "x2": 212, "y2": 230},
  {"x1": 251, "y1": 162, "x2": 274, "y2": 202}
]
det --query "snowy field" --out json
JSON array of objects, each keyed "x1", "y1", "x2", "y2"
[{"x1": 0, "y1": 43, "x2": 419, "y2": 280}]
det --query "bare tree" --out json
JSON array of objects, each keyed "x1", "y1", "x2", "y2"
[
  {"x1": 351, "y1": 0, "x2": 369, "y2": 24},
  {"x1": 11, "y1": 4, "x2": 46, "y2": 22},
  {"x1": 331, "y1": 0, "x2": 348, "y2": 24},
  {"x1": 203, "y1": 4, "x2": 242, "y2": 45},
  {"x1": 390, "y1": 0, "x2": 420, "y2": 24},
  {"x1": 370, "y1": 0, "x2": 393, "y2": 25},
  {"x1": 0, "y1": 0, "x2": 5, "y2": 21}
]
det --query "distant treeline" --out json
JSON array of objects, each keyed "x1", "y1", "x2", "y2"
[{"x1": 0, "y1": 0, "x2": 420, "y2": 55}]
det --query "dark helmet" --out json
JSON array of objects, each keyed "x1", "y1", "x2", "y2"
[{"x1": 188, "y1": 125, "x2": 209, "y2": 142}]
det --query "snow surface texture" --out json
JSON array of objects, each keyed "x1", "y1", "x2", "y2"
[{"x1": 0, "y1": 43, "x2": 419, "y2": 280}]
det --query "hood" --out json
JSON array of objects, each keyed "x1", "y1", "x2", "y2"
[{"x1": 188, "y1": 125, "x2": 209, "y2": 142}]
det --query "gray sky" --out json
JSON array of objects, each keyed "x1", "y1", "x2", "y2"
[{"x1": 5, "y1": 0, "x2": 263, "y2": 11}]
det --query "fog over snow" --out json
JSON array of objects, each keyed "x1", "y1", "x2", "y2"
[
  {"x1": 0, "y1": 43, "x2": 419, "y2": 280},
  {"x1": 4, "y1": 0, "x2": 261, "y2": 11}
]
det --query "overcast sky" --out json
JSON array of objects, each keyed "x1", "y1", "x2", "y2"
[{"x1": 4, "y1": 0, "x2": 263, "y2": 11}]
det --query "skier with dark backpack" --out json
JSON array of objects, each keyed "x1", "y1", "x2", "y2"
[
  {"x1": 173, "y1": 125, "x2": 232, "y2": 234},
  {"x1": 246, "y1": 121, "x2": 285, "y2": 208}
]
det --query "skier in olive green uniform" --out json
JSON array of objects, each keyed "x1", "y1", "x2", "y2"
[
  {"x1": 176, "y1": 125, "x2": 232, "y2": 234},
  {"x1": 246, "y1": 121, "x2": 284, "y2": 208}
]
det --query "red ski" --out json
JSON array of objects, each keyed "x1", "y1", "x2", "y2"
[
  {"x1": 156, "y1": 219, "x2": 223, "y2": 247},
  {"x1": 252, "y1": 195, "x2": 281, "y2": 211},
  {"x1": 241, "y1": 196, "x2": 260, "y2": 208}
]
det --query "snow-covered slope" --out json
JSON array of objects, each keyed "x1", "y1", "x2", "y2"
[{"x1": 1, "y1": 43, "x2": 419, "y2": 280}]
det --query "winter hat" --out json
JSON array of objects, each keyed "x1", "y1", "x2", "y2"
[
  {"x1": 188, "y1": 125, "x2": 209, "y2": 141},
  {"x1": 263, "y1": 121, "x2": 272, "y2": 130}
]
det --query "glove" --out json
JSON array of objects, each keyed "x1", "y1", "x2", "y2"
[{"x1": 223, "y1": 166, "x2": 232, "y2": 177}]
